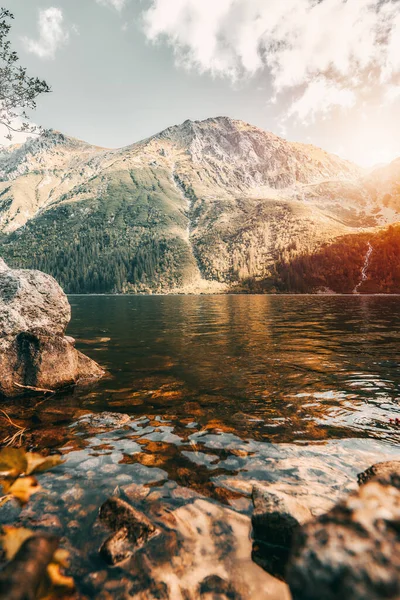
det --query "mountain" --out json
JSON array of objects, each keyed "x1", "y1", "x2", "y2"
[{"x1": 0, "y1": 117, "x2": 399, "y2": 294}]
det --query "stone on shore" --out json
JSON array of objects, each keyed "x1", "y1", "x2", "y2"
[
  {"x1": 251, "y1": 484, "x2": 312, "y2": 578},
  {"x1": 286, "y1": 480, "x2": 400, "y2": 600},
  {"x1": 358, "y1": 460, "x2": 400, "y2": 489},
  {"x1": 0, "y1": 259, "x2": 103, "y2": 397}
]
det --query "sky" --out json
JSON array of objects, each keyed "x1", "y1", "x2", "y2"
[{"x1": 2, "y1": 0, "x2": 400, "y2": 167}]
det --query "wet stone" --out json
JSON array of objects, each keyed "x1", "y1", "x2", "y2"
[
  {"x1": 28, "y1": 513, "x2": 63, "y2": 533},
  {"x1": 122, "y1": 482, "x2": 150, "y2": 502},
  {"x1": 0, "y1": 497, "x2": 21, "y2": 525},
  {"x1": 76, "y1": 412, "x2": 131, "y2": 432},
  {"x1": 252, "y1": 485, "x2": 312, "y2": 546},
  {"x1": 98, "y1": 497, "x2": 159, "y2": 565},
  {"x1": 60, "y1": 485, "x2": 84, "y2": 504},
  {"x1": 100, "y1": 526, "x2": 133, "y2": 565},
  {"x1": 68, "y1": 520, "x2": 80, "y2": 532},
  {"x1": 100, "y1": 463, "x2": 120, "y2": 474}
]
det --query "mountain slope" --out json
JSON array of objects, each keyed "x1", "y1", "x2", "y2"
[{"x1": 0, "y1": 117, "x2": 398, "y2": 293}]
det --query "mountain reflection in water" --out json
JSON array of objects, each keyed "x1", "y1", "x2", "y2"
[{"x1": 2, "y1": 295, "x2": 400, "y2": 596}]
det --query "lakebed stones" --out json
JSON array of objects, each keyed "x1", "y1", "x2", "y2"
[
  {"x1": 0, "y1": 260, "x2": 104, "y2": 397},
  {"x1": 286, "y1": 480, "x2": 400, "y2": 600}
]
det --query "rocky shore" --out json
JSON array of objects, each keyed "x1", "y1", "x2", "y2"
[
  {"x1": 0, "y1": 259, "x2": 104, "y2": 398},
  {"x1": 252, "y1": 460, "x2": 400, "y2": 600},
  {"x1": 0, "y1": 403, "x2": 398, "y2": 599}
]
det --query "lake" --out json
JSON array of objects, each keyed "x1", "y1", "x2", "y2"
[
  {"x1": 3, "y1": 295, "x2": 400, "y2": 597},
  {"x1": 69, "y1": 294, "x2": 400, "y2": 446}
]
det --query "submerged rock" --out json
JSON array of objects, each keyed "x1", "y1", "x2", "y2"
[
  {"x1": 99, "y1": 497, "x2": 159, "y2": 565},
  {"x1": 0, "y1": 259, "x2": 103, "y2": 397},
  {"x1": 286, "y1": 481, "x2": 400, "y2": 600}
]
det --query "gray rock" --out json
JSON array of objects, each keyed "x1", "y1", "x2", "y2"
[
  {"x1": 77, "y1": 412, "x2": 131, "y2": 431},
  {"x1": 0, "y1": 260, "x2": 103, "y2": 397},
  {"x1": 251, "y1": 484, "x2": 312, "y2": 579},
  {"x1": 286, "y1": 481, "x2": 400, "y2": 600},
  {"x1": 358, "y1": 460, "x2": 400, "y2": 489},
  {"x1": 98, "y1": 497, "x2": 159, "y2": 565}
]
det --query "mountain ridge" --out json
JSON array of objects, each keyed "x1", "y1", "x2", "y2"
[{"x1": 0, "y1": 116, "x2": 399, "y2": 294}]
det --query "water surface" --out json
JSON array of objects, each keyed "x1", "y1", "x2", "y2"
[
  {"x1": 70, "y1": 294, "x2": 400, "y2": 446},
  {"x1": 3, "y1": 295, "x2": 400, "y2": 596}
]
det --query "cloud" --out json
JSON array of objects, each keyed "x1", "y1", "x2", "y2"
[
  {"x1": 142, "y1": 0, "x2": 400, "y2": 121},
  {"x1": 385, "y1": 84, "x2": 400, "y2": 103},
  {"x1": 96, "y1": 0, "x2": 128, "y2": 11},
  {"x1": 288, "y1": 78, "x2": 356, "y2": 124},
  {"x1": 22, "y1": 7, "x2": 70, "y2": 59}
]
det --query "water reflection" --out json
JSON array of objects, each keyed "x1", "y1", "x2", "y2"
[{"x1": 67, "y1": 295, "x2": 400, "y2": 444}]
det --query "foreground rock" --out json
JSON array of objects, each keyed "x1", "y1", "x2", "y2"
[
  {"x1": 251, "y1": 484, "x2": 312, "y2": 579},
  {"x1": 286, "y1": 480, "x2": 400, "y2": 600},
  {"x1": 94, "y1": 496, "x2": 290, "y2": 599},
  {"x1": 0, "y1": 259, "x2": 103, "y2": 397},
  {"x1": 358, "y1": 460, "x2": 400, "y2": 489}
]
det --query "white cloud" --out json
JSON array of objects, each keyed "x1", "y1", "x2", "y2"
[
  {"x1": 385, "y1": 85, "x2": 400, "y2": 103},
  {"x1": 96, "y1": 0, "x2": 128, "y2": 11},
  {"x1": 22, "y1": 8, "x2": 70, "y2": 59},
  {"x1": 288, "y1": 78, "x2": 356, "y2": 124},
  {"x1": 142, "y1": 0, "x2": 400, "y2": 120}
]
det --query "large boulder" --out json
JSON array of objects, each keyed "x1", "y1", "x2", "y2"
[
  {"x1": 0, "y1": 259, "x2": 103, "y2": 397},
  {"x1": 286, "y1": 480, "x2": 400, "y2": 600}
]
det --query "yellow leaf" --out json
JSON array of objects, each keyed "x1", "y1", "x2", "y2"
[
  {"x1": 0, "y1": 448, "x2": 27, "y2": 478},
  {"x1": 0, "y1": 495, "x2": 12, "y2": 508},
  {"x1": 0, "y1": 526, "x2": 34, "y2": 560},
  {"x1": 0, "y1": 479, "x2": 13, "y2": 495},
  {"x1": 47, "y1": 563, "x2": 75, "y2": 590},
  {"x1": 8, "y1": 476, "x2": 41, "y2": 504},
  {"x1": 53, "y1": 548, "x2": 70, "y2": 568},
  {"x1": 25, "y1": 453, "x2": 65, "y2": 476}
]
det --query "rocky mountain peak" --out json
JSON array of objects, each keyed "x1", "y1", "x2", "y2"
[{"x1": 0, "y1": 130, "x2": 101, "y2": 182}]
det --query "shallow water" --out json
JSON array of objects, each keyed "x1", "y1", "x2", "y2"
[{"x1": 3, "y1": 295, "x2": 400, "y2": 597}]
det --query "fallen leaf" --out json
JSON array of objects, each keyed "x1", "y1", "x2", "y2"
[
  {"x1": 26, "y1": 453, "x2": 65, "y2": 475},
  {"x1": 47, "y1": 563, "x2": 75, "y2": 590},
  {"x1": 0, "y1": 525, "x2": 34, "y2": 560},
  {"x1": 6, "y1": 476, "x2": 41, "y2": 504},
  {"x1": 0, "y1": 447, "x2": 27, "y2": 478},
  {"x1": 53, "y1": 548, "x2": 70, "y2": 568}
]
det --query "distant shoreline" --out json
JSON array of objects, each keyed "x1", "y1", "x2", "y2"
[{"x1": 67, "y1": 293, "x2": 400, "y2": 297}]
